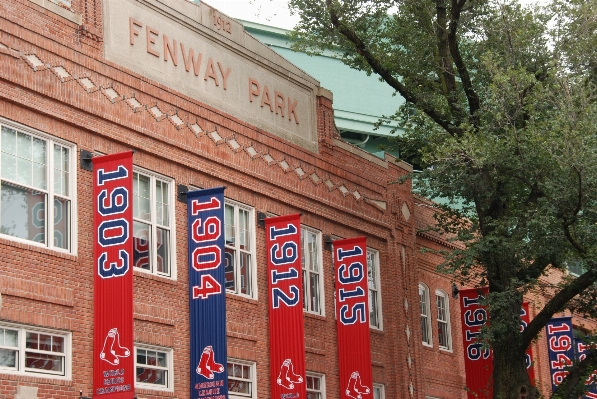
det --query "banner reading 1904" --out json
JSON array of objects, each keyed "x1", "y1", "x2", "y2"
[
  {"x1": 266, "y1": 214, "x2": 307, "y2": 399},
  {"x1": 334, "y1": 237, "x2": 373, "y2": 399},
  {"x1": 187, "y1": 188, "x2": 229, "y2": 399},
  {"x1": 93, "y1": 151, "x2": 135, "y2": 399}
]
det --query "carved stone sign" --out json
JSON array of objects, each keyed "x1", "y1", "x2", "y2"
[{"x1": 103, "y1": 0, "x2": 318, "y2": 152}]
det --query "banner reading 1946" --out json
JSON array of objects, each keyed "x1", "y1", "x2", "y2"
[
  {"x1": 93, "y1": 151, "x2": 135, "y2": 399},
  {"x1": 334, "y1": 237, "x2": 373, "y2": 399},
  {"x1": 266, "y1": 214, "x2": 307, "y2": 399},
  {"x1": 187, "y1": 188, "x2": 229, "y2": 399}
]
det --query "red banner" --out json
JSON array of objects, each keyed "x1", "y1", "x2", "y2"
[
  {"x1": 460, "y1": 288, "x2": 492, "y2": 399},
  {"x1": 93, "y1": 152, "x2": 134, "y2": 399},
  {"x1": 266, "y1": 214, "x2": 307, "y2": 399},
  {"x1": 520, "y1": 302, "x2": 535, "y2": 383},
  {"x1": 460, "y1": 289, "x2": 535, "y2": 399},
  {"x1": 334, "y1": 237, "x2": 373, "y2": 399}
]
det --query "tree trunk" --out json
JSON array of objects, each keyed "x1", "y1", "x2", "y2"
[{"x1": 492, "y1": 344, "x2": 537, "y2": 399}]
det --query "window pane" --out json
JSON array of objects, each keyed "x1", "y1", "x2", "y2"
[
  {"x1": 239, "y1": 209, "x2": 249, "y2": 250},
  {"x1": 26, "y1": 332, "x2": 38, "y2": 349},
  {"x1": 156, "y1": 181, "x2": 169, "y2": 227},
  {"x1": 53, "y1": 145, "x2": 68, "y2": 196},
  {"x1": 156, "y1": 227, "x2": 169, "y2": 275},
  {"x1": 240, "y1": 252, "x2": 251, "y2": 295},
  {"x1": 3, "y1": 329, "x2": 18, "y2": 347},
  {"x1": 54, "y1": 197, "x2": 69, "y2": 249},
  {"x1": 133, "y1": 221, "x2": 151, "y2": 270},
  {"x1": 0, "y1": 349, "x2": 17, "y2": 367},
  {"x1": 157, "y1": 351, "x2": 167, "y2": 367},
  {"x1": 225, "y1": 247, "x2": 236, "y2": 291},
  {"x1": 308, "y1": 233, "x2": 318, "y2": 272},
  {"x1": 137, "y1": 367, "x2": 166, "y2": 385},
  {"x1": 17, "y1": 132, "x2": 32, "y2": 160},
  {"x1": 2, "y1": 127, "x2": 17, "y2": 155},
  {"x1": 137, "y1": 349, "x2": 147, "y2": 365},
  {"x1": 52, "y1": 336, "x2": 64, "y2": 353},
  {"x1": 25, "y1": 352, "x2": 64, "y2": 373},
  {"x1": 369, "y1": 290, "x2": 378, "y2": 327},
  {"x1": 225, "y1": 205, "x2": 235, "y2": 246},
  {"x1": 228, "y1": 379, "x2": 250, "y2": 394},
  {"x1": 16, "y1": 156, "x2": 32, "y2": 186},
  {"x1": 1, "y1": 151, "x2": 16, "y2": 181},
  {"x1": 421, "y1": 316, "x2": 429, "y2": 343},
  {"x1": 438, "y1": 321, "x2": 448, "y2": 347},
  {"x1": 134, "y1": 173, "x2": 151, "y2": 221},
  {"x1": 310, "y1": 273, "x2": 319, "y2": 313}
]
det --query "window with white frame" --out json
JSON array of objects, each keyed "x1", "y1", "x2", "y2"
[
  {"x1": 306, "y1": 372, "x2": 325, "y2": 399},
  {"x1": 132, "y1": 169, "x2": 174, "y2": 277},
  {"x1": 0, "y1": 323, "x2": 70, "y2": 377},
  {"x1": 419, "y1": 283, "x2": 432, "y2": 346},
  {"x1": 436, "y1": 290, "x2": 452, "y2": 350},
  {"x1": 302, "y1": 227, "x2": 323, "y2": 314},
  {"x1": 367, "y1": 249, "x2": 382, "y2": 329},
  {"x1": 135, "y1": 345, "x2": 173, "y2": 390},
  {"x1": 373, "y1": 383, "x2": 385, "y2": 399},
  {"x1": 224, "y1": 200, "x2": 255, "y2": 297},
  {"x1": 0, "y1": 122, "x2": 74, "y2": 252},
  {"x1": 227, "y1": 359, "x2": 255, "y2": 399}
]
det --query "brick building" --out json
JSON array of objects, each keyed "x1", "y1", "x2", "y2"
[{"x1": 3, "y1": 1, "x2": 587, "y2": 399}]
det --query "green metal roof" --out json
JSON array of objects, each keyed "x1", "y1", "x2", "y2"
[{"x1": 242, "y1": 21, "x2": 405, "y2": 140}]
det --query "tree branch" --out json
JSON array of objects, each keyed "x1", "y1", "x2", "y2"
[
  {"x1": 448, "y1": 0, "x2": 481, "y2": 127},
  {"x1": 325, "y1": 1, "x2": 464, "y2": 136},
  {"x1": 522, "y1": 266, "x2": 597, "y2": 351}
]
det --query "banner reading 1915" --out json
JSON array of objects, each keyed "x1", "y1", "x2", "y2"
[
  {"x1": 187, "y1": 188, "x2": 229, "y2": 399},
  {"x1": 93, "y1": 151, "x2": 135, "y2": 399},
  {"x1": 266, "y1": 214, "x2": 307, "y2": 399},
  {"x1": 334, "y1": 237, "x2": 373, "y2": 399}
]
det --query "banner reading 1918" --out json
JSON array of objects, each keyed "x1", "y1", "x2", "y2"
[
  {"x1": 266, "y1": 214, "x2": 307, "y2": 399},
  {"x1": 334, "y1": 237, "x2": 373, "y2": 399},
  {"x1": 187, "y1": 188, "x2": 229, "y2": 399},
  {"x1": 93, "y1": 151, "x2": 135, "y2": 399}
]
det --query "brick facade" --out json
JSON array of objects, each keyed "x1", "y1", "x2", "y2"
[{"x1": 2, "y1": 1, "x2": 558, "y2": 399}]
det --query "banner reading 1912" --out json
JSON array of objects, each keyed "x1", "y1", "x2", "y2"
[
  {"x1": 93, "y1": 151, "x2": 135, "y2": 399},
  {"x1": 334, "y1": 237, "x2": 373, "y2": 399},
  {"x1": 187, "y1": 188, "x2": 229, "y2": 399},
  {"x1": 266, "y1": 214, "x2": 307, "y2": 399}
]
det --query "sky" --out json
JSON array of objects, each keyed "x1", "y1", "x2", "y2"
[{"x1": 201, "y1": 0, "x2": 549, "y2": 30}]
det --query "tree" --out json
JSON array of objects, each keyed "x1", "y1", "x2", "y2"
[{"x1": 288, "y1": 0, "x2": 597, "y2": 398}]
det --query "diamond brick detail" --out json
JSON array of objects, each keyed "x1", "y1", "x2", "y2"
[
  {"x1": 149, "y1": 106, "x2": 164, "y2": 119},
  {"x1": 53, "y1": 66, "x2": 70, "y2": 79},
  {"x1": 279, "y1": 160, "x2": 290, "y2": 171},
  {"x1": 228, "y1": 139, "x2": 241, "y2": 150},
  {"x1": 353, "y1": 190, "x2": 361, "y2": 200},
  {"x1": 338, "y1": 185, "x2": 349, "y2": 195},
  {"x1": 324, "y1": 179, "x2": 334, "y2": 189},
  {"x1": 104, "y1": 87, "x2": 120, "y2": 102},
  {"x1": 170, "y1": 114, "x2": 184, "y2": 127},
  {"x1": 263, "y1": 154, "x2": 274, "y2": 163},
  {"x1": 245, "y1": 146, "x2": 258, "y2": 157},
  {"x1": 209, "y1": 130, "x2": 223, "y2": 142},
  {"x1": 310, "y1": 173, "x2": 321, "y2": 183},
  {"x1": 295, "y1": 167, "x2": 305, "y2": 177},
  {"x1": 79, "y1": 77, "x2": 95, "y2": 91},
  {"x1": 24, "y1": 54, "x2": 44, "y2": 69},
  {"x1": 127, "y1": 97, "x2": 142, "y2": 109},
  {"x1": 189, "y1": 123, "x2": 203, "y2": 136}
]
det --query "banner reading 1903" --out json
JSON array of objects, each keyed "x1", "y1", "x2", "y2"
[
  {"x1": 187, "y1": 188, "x2": 229, "y2": 399},
  {"x1": 334, "y1": 237, "x2": 373, "y2": 399},
  {"x1": 93, "y1": 151, "x2": 135, "y2": 399},
  {"x1": 266, "y1": 214, "x2": 307, "y2": 399}
]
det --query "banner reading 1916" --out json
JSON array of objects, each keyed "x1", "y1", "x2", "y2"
[
  {"x1": 334, "y1": 237, "x2": 373, "y2": 399},
  {"x1": 93, "y1": 151, "x2": 135, "y2": 399},
  {"x1": 266, "y1": 214, "x2": 307, "y2": 399},
  {"x1": 187, "y1": 188, "x2": 229, "y2": 399}
]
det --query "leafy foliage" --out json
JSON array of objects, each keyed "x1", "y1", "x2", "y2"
[{"x1": 289, "y1": 0, "x2": 597, "y2": 397}]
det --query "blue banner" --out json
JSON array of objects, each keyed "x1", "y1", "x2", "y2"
[
  {"x1": 546, "y1": 316, "x2": 575, "y2": 392},
  {"x1": 574, "y1": 336, "x2": 597, "y2": 398},
  {"x1": 187, "y1": 187, "x2": 228, "y2": 399}
]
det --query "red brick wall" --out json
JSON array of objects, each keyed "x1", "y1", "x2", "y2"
[{"x1": 0, "y1": 1, "x2": 499, "y2": 399}]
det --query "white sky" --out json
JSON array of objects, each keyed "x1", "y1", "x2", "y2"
[{"x1": 202, "y1": 0, "x2": 548, "y2": 30}]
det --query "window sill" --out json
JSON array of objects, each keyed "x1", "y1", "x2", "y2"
[
  {"x1": 0, "y1": 372, "x2": 72, "y2": 384},
  {"x1": 226, "y1": 292, "x2": 259, "y2": 305},
  {"x1": 421, "y1": 343, "x2": 434, "y2": 350},
  {"x1": 439, "y1": 347, "x2": 454, "y2": 354},
  {"x1": 304, "y1": 311, "x2": 326, "y2": 320},
  {"x1": 28, "y1": 0, "x2": 82, "y2": 25},
  {"x1": 370, "y1": 327, "x2": 385, "y2": 335},
  {"x1": 0, "y1": 235, "x2": 76, "y2": 261},
  {"x1": 133, "y1": 269, "x2": 177, "y2": 285},
  {"x1": 135, "y1": 387, "x2": 175, "y2": 396}
]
